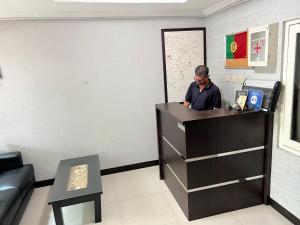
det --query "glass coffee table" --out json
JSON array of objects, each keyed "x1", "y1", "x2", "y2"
[{"x1": 48, "y1": 155, "x2": 102, "y2": 225}]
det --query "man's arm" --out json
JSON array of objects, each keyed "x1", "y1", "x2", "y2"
[
  {"x1": 183, "y1": 101, "x2": 190, "y2": 108},
  {"x1": 184, "y1": 83, "x2": 193, "y2": 108},
  {"x1": 213, "y1": 88, "x2": 222, "y2": 109}
]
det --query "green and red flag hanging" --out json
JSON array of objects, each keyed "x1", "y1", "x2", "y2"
[{"x1": 225, "y1": 31, "x2": 248, "y2": 68}]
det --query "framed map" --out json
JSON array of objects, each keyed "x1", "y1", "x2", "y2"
[{"x1": 161, "y1": 28, "x2": 206, "y2": 103}]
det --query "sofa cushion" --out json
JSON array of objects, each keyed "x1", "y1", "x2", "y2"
[
  {"x1": 0, "y1": 188, "x2": 22, "y2": 225},
  {"x1": 0, "y1": 165, "x2": 35, "y2": 200},
  {"x1": 0, "y1": 152, "x2": 23, "y2": 173}
]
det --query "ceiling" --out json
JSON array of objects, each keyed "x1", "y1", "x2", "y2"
[{"x1": 0, "y1": 0, "x2": 247, "y2": 19}]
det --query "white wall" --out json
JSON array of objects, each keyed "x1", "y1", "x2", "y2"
[
  {"x1": 0, "y1": 18, "x2": 204, "y2": 181},
  {"x1": 205, "y1": 0, "x2": 300, "y2": 218},
  {"x1": 1, "y1": 1, "x2": 299, "y2": 217}
]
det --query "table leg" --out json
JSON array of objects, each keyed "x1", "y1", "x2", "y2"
[
  {"x1": 159, "y1": 156, "x2": 165, "y2": 180},
  {"x1": 52, "y1": 204, "x2": 64, "y2": 225},
  {"x1": 94, "y1": 195, "x2": 102, "y2": 223}
]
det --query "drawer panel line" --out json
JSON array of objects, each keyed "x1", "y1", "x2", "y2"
[
  {"x1": 185, "y1": 146, "x2": 265, "y2": 162},
  {"x1": 177, "y1": 123, "x2": 186, "y2": 132},
  {"x1": 162, "y1": 136, "x2": 265, "y2": 162},
  {"x1": 166, "y1": 163, "x2": 264, "y2": 193},
  {"x1": 162, "y1": 136, "x2": 184, "y2": 159}
]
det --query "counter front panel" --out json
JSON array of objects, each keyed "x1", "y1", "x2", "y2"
[
  {"x1": 185, "y1": 111, "x2": 266, "y2": 159},
  {"x1": 156, "y1": 103, "x2": 272, "y2": 221}
]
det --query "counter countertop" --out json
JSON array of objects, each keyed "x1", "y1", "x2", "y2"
[{"x1": 155, "y1": 102, "x2": 266, "y2": 124}]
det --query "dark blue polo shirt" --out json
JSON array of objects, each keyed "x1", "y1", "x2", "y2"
[{"x1": 185, "y1": 80, "x2": 221, "y2": 111}]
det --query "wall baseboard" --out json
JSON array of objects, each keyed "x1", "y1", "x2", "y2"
[
  {"x1": 34, "y1": 179, "x2": 55, "y2": 188},
  {"x1": 34, "y1": 160, "x2": 159, "y2": 188},
  {"x1": 268, "y1": 197, "x2": 300, "y2": 225},
  {"x1": 101, "y1": 160, "x2": 158, "y2": 175}
]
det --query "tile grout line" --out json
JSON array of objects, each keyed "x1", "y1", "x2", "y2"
[
  {"x1": 143, "y1": 166, "x2": 180, "y2": 224},
  {"x1": 145, "y1": 166, "x2": 169, "y2": 194},
  {"x1": 109, "y1": 167, "x2": 167, "y2": 203},
  {"x1": 161, "y1": 193, "x2": 188, "y2": 224},
  {"x1": 105, "y1": 173, "x2": 127, "y2": 225},
  {"x1": 145, "y1": 166, "x2": 189, "y2": 223},
  {"x1": 109, "y1": 166, "x2": 178, "y2": 225},
  {"x1": 230, "y1": 212, "x2": 244, "y2": 225}
]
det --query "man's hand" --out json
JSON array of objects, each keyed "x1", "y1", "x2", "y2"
[{"x1": 183, "y1": 101, "x2": 190, "y2": 108}]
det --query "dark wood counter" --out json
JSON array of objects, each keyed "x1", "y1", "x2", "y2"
[{"x1": 156, "y1": 103, "x2": 273, "y2": 221}]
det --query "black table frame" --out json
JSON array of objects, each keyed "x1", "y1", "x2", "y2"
[
  {"x1": 51, "y1": 193, "x2": 101, "y2": 225},
  {"x1": 48, "y1": 155, "x2": 102, "y2": 225}
]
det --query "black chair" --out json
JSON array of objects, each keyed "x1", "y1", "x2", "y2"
[{"x1": 0, "y1": 152, "x2": 35, "y2": 225}]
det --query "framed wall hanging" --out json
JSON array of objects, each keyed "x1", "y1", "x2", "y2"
[
  {"x1": 248, "y1": 25, "x2": 270, "y2": 67},
  {"x1": 161, "y1": 27, "x2": 206, "y2": 103},
  {"x1": 225, "y1": 31, "x2": 248, "y2": 68}
]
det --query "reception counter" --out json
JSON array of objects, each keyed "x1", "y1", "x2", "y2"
[{"x1": 155, "y1": 102, "x2": 274, "y2": 221}]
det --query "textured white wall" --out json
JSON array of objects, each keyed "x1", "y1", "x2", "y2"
[
  {"x1": 1, "y1": 1, "x2": 299, "y2": 217},
  {"x1": 205, "y1": 0, "x2": 300, "y2": 218},
  {"x1": 0, "y1": 18, "x2": 204, "y2": 181}
]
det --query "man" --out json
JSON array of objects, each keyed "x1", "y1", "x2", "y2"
[{"x1": 183, "y1": 65, "x2": 221, "y2": 111}]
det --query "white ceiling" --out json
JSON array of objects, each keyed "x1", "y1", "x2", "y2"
[{"x1": 0, "y1": 0, "x2": 247, "y2": 19}]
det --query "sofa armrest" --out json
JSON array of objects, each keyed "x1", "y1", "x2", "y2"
[{"x1": 0, "y1": 151, "x2": 24, "y2": 172}]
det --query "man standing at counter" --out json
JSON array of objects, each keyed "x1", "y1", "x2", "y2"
[{"x1": 183, "y1": 65, "x2": 221, "y2": 111}]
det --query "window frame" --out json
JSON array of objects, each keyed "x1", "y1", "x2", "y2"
[{"x1": 279, "y1": 18, "x2": 300, "y2": 156}]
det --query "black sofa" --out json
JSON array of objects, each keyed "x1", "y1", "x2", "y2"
[{"x1": 0, "y1": 152, "x2": 35, "y2": 225}]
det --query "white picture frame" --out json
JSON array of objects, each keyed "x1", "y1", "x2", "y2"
[{"x1": 248, "y1": 26, "x2": 270, "y2": 67}]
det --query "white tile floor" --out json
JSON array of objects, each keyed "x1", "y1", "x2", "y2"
[{"x1": 20, "y1": 166, "x2": 293, "y2": 225}]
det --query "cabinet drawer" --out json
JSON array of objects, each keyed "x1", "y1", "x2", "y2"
[
  {"x1": 160, "y1": 111, "x2": 187, "y2": 157},
  {"x1": 188, "y1": 176, "x2": 264, "y2": 220},
  {"x1": 161, "y1": 136, "x2": 187, "y2": 188},
  {"x1": 162, "y1": 135, "x2": 265, "y2": 189},
  {"x1": 163, "y1": 162, "x2": 264, "y2": 221},
  {"x1": 186, "y1": 147, "x2": 265, "y2": 189},
  {"x1": 163, "y1": 162, "x2": 189, "y2": 218}
]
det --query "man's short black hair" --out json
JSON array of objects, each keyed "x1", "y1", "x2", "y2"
[{"x1": 195, "y1": 65, "x2": 209, "y2": 77}]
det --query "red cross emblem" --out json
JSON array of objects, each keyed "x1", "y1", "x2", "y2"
[{"x1": 254, "y1": 42, "x2": 261, "y2": 53}]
